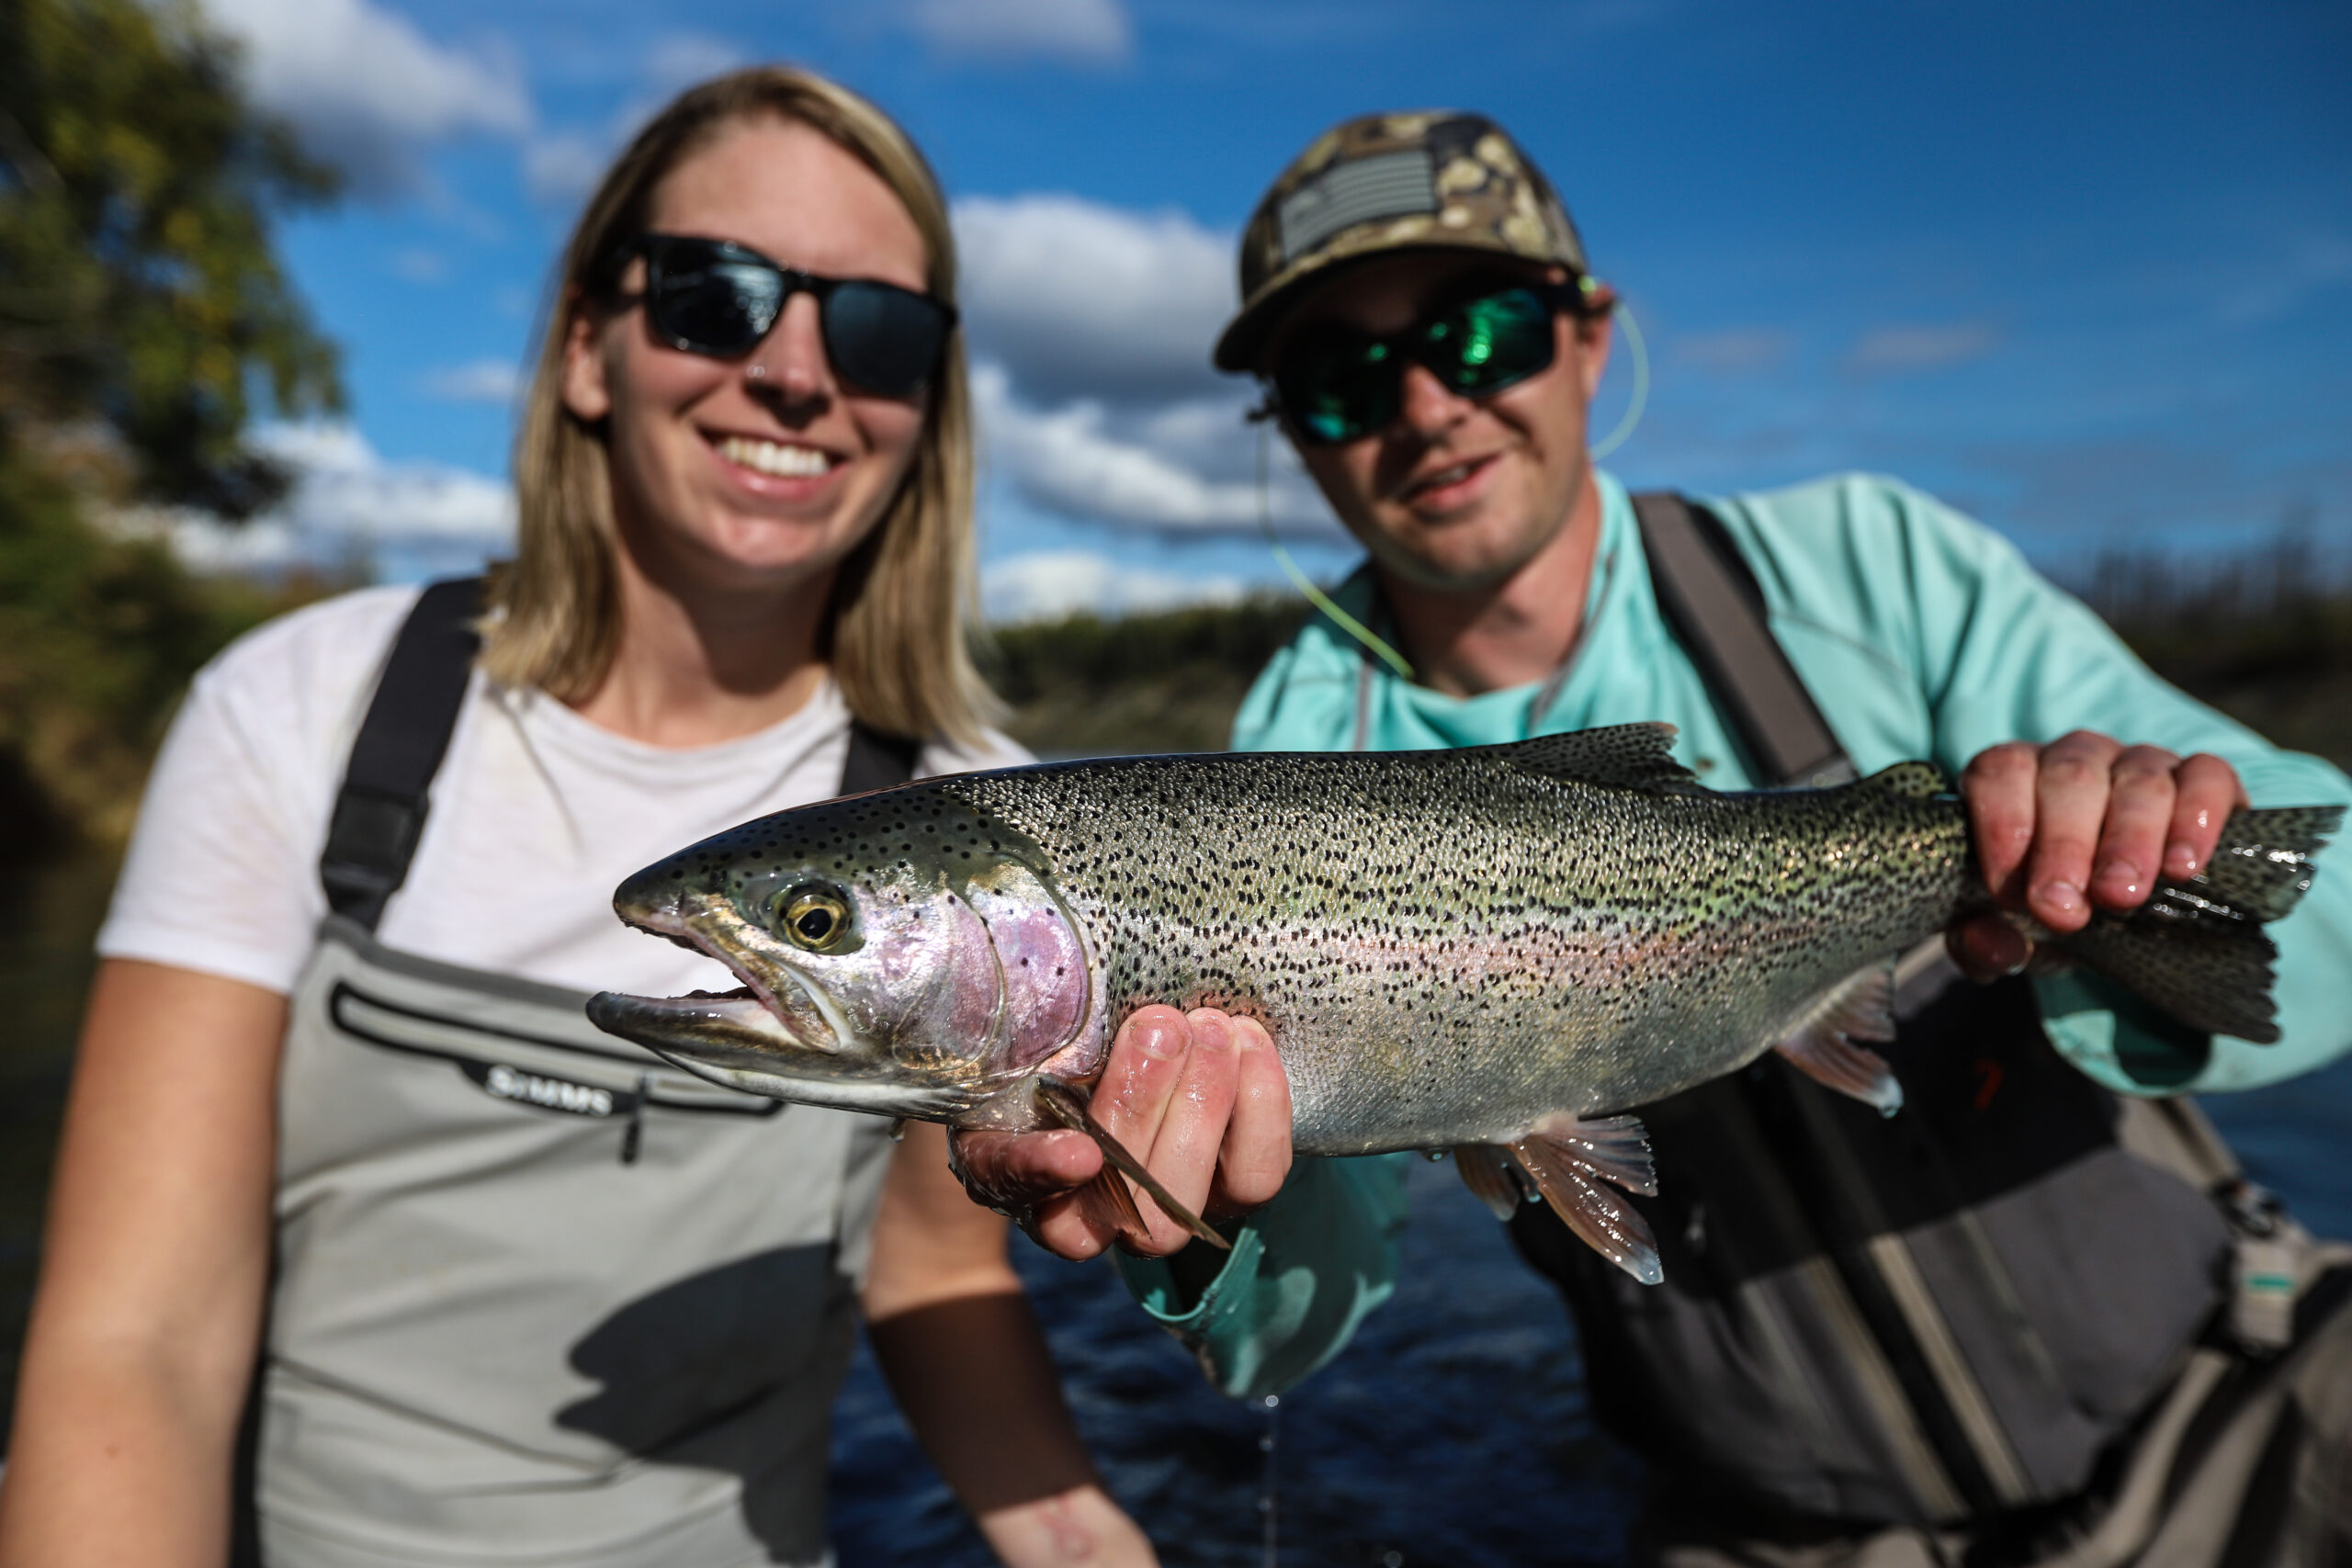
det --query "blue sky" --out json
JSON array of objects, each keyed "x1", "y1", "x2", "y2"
[{"x1": 186, "y1": 0, "x2": 2352, "y2": 617}]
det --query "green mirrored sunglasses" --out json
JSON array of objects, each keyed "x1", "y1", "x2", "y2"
[{"x1": 1269, "y1": 283, "x2": 1583, "y2": 446}]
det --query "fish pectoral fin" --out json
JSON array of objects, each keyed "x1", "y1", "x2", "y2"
[
  {"x1": 1774, "y1": 960, "x2": 1904, "y2": 1116},
  {"x1": 1455, "y1": 1144, "x2": 1525, "y2": 1220},
  {"x1": 1504, "y1": 1132, "x2": 1663, "y2": 1286},
  {"x1": 1033, "y1": 1079, "x2": 1232, "y2": 1253}
]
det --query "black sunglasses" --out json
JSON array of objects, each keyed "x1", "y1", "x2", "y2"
[
  {"x1": 617, "y1": 233, "x2": 956, "y2": 400},
  {"x1": 1268, "y1": 282, "x2": 1586, "y2": 446}
]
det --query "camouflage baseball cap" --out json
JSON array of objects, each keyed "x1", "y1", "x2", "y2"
[{"x1": 1215, "y1": 110, "x2": 1590, "y2": 373}]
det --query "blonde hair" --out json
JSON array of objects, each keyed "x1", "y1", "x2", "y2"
[{"x1": 486, "y1": 65, "x2": 996, "y2": 745}]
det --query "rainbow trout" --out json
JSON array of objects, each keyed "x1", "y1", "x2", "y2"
[{"x1": 587, "y1": 725, "x2": 2338, "y2": 1281}]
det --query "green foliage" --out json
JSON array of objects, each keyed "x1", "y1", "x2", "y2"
[
  {"x1": 0, "y1": 0, "x2": 342, "y2": 513},
  {"x1": 0, "y1": 0, "x2": 345, "y2": 852},
  {"x1": 0, "y1": 442, "x2": 316, "y2": 854},
  {"x1": 982, "y1": 596, "x2": 1311, "y2": 757}
]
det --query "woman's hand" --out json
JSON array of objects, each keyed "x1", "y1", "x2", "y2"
[
  {"x1": 950, "y1": 1006, "x2": 1294, "y2": 1261},
  {"x1": 1951, "y1": 732, "x2": 2247, "y2": 980}
]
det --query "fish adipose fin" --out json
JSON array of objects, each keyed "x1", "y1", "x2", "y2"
[
  {"x1": 1458, "y1": 1113, "x2": 1663, "y2": 1285},
  {"x1": 1775, "y1": 961, "x2": 1904, "y2": 1115},
  {"x1": 1486, "y1": 723, "x2": 1702, "y2": 795},
  {"x1": 1033, "y1": 1079, "x2": 1232, "y2": 1253},
  {"x1": 2053, "y1": 804, "x2": 2344, "y2": 1044},
  {"x1": 1859, "y1": 760, "x2": 1951, "y2": 799}
]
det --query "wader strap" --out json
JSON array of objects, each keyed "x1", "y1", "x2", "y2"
[
  {"x1": 321, "y1": 577, "x2": 485, "y2": 931},
  {"x1": 321, "y1": 576, "x2": 923, "y2": 931},
  {"x1": 1631, "y1": 492, "x2": 1858, "y2": 788},
  {"x1": 840, "y1": 723, "x2": 922, "y2": 795},
  {"x1": 1633, "y1": 496, "x2": 2025, "y2": 1516}
]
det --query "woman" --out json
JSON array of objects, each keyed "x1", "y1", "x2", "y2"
[{"x1": 0, "y1": 67, "x2": 1153, "y2": 1567}]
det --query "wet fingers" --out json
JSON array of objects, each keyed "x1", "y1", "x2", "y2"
[
  {"x1": 1210, "y1": 1016, "x2": 1292, "y2": 1217},
  {"x1": 2088, "y1": 745, "x2": 2181, "y2": 911},
  {"x1": 2165, "y1": 753, "x2": 2247, "y2": 880}
]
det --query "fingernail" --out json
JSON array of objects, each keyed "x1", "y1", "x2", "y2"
[
  {"x1": 1133, "y1": 1017, "x2": 1187, "y2": 1059},
  {"x1": 2094, "y1": 861, "x2": 2144, "y2": 900},
  {"x1": 1187, "y1": 1010, "x2": 1234, "y2": 1054},
  {"x1": 2041, "y1": 881, "x2": 2085, "y2": 918},
  {"x1": 2165, "y1": 840, "x2": 2199, "y2": 876}
]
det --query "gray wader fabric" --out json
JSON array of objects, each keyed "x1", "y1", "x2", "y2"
[
  {"x1": 248, "y1": 580, "x2": 920, "y2": 1566},
  {"x1": 1500, "y1": 498, "x2": 2352, "y2": 1558}
]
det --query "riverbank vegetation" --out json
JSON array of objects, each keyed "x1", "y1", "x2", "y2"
[
  {"x1": 987, "y1": 542, "x2": 2352, "y2": 766},
  {"x1": 0, "y1": 0, "x2": 344, "y2": 856}
]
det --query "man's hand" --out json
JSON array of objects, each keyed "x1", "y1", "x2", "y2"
[
  {"x1": 950, "y1": 1006, "x2": 1293, "y2": 1261},
  {"x1": 1951, "y1": 731, "x2": 2246, "y2": 980}
]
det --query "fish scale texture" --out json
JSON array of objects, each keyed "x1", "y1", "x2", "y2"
[{"x1": 941, "y1": 746, "x2": 1971, "y2": 1155}]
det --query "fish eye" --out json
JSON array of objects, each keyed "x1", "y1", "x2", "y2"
[{"x1": 776, "y1": 886, "x2": 852, "y2": 951}]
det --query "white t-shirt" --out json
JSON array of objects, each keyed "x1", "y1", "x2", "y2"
[{"x1": 98, "y1": 585, "x2": 1028, "y2": 999}]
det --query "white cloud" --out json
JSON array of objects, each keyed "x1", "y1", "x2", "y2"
[
  {"x1": 199, "y1": 0, "x2": 531, "y2": 197},
  {"x1": 982, "y1": 551, "x2": 1247, "y2": 623},
  {"x1": 906, "y1": 0, "x2": 1133, "y2": 64},
  {"x1": 389, "y1": 246, "x2": 448, "y2": 284},
  {"x1": 972, "y1": 365, "x2": 1333, "y2": 536},
  {"x1": 153, "y1": 423, "x2": 515, "y2": 580},
  {"x1": 1673, "y1": 328, "x2": 1792, "y2": 375},
  {"x1": 1847, "y1": 321, "x2": 2001, "y2": 374},
  {"x1": 947, "y1": 194, "x2": 1336, "y2": 539},
  {"x1": 420, "y1": 359, "x2": 523, "y2": 403},
  {"x1": 523, "y1": 130, "x2": 610, "y2": 207},
  {"x1": 519, "y1": 33, "x2": 751, "y2": 209},
  {"x1": 955, "y1": 194, "x2": 1235, "y2": 404},
  {"x1": 643, "y1": 32, "x2": 749, "y2": 90}
]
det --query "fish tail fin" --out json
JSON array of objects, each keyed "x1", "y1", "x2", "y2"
[{"x1": 2052, "y1": 803, "x2": 2343, "y2": 1044}]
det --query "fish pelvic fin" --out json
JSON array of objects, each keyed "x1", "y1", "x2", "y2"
[
  {"x1": 2049, "y1": 803, "x2": 2343, "y2": 1044},
  {"x1": 1033, "y1": 1079, "x2": 1231, "y2": 1253},
  {"x1": 1454, "y1": 1144, "x2": 1522, "y2": 1220},
  {"x1": 1485, "y1": 723, "x2": 1702, "y2": 795},
  {"x1": 1775, "y1": 960, "x2": 1905, "y2": 1116},
  {"x1": 1464, "y1": 1113, "x2": 1663, "y2": 1286}
]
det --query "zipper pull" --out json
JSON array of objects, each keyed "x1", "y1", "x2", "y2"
[{"x1": 620, "y1": 1074, "x2": 648, "y2": 1166}]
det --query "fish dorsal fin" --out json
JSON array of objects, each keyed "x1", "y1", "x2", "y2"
[
  {"x1": 1860, "y1": 760, "x2": 1951, "y2": 800},
  {"x1": 1487, "y1": 723, "x2": 1699, "y2": 795}
]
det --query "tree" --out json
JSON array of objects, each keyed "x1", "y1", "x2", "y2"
[
  {"x1": 0, "y1": 0, "x2": 343, "y2": 514},
  {"x1": 0, "y1": 0, "x2": 346, "y2": 852}
]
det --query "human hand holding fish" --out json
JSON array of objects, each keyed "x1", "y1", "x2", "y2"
[
  {"x1": 949, "y1": 1005, "x2": 1292, "y2": 1260},
  {"x1": 587, "y1": 724, "x2": 2339, "y2": 1286},
  {"x1": 1947, "y1": 732, "x2": 2249, "y2": 981}
]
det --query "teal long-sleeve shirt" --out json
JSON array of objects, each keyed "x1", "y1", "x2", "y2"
[{"x1": 1114, "y1": 469, "x2": 2352, "y2": 1399}]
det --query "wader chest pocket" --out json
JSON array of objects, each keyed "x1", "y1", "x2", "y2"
[{"x1": 328, "y1": 978, "x2": 783, "y2": 1125}]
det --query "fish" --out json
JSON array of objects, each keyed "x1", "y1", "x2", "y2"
[{"x1": 586, "y1": 724, "x2": 2340, "y2": 1283}]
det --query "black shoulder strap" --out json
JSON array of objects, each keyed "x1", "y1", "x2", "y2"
[
  {"x1": 839, "y1": 721, "x2": 922, "y2": 795},
  {"x1": 321, "y1": 578, "x2": 484, "y2": 931},
  {"x1": 1631, "y1": 491, "x2": 1857, "y2": 788}
]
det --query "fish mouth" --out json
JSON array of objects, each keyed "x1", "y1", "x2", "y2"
[{"x1": 588, "y1": 900, "x2": 982, "y2": 1119}]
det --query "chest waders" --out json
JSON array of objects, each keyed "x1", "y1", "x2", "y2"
[
  {"x1": 246, "y1": 580, "x2": 920, "y2": 1567},
  {"x1": 1498, "y1": 499, "x2": 2352, "y2": 1562}
]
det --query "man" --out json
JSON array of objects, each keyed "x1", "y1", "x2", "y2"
[{"x1": 957, "y1": 112, "x2": 2352, "y2": 1562}]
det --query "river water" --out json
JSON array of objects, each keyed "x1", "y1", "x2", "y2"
[{"x1": 4, "y1": 850, "x2": 2348, "y2": 1565}]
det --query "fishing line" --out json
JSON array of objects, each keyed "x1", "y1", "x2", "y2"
[
  {"x1": 1588, "y1": 296, "x2": 1650, "y2": 462},
  {"x1": 1257, "y1": 419, "x2": 1415, "y2": 681}
]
